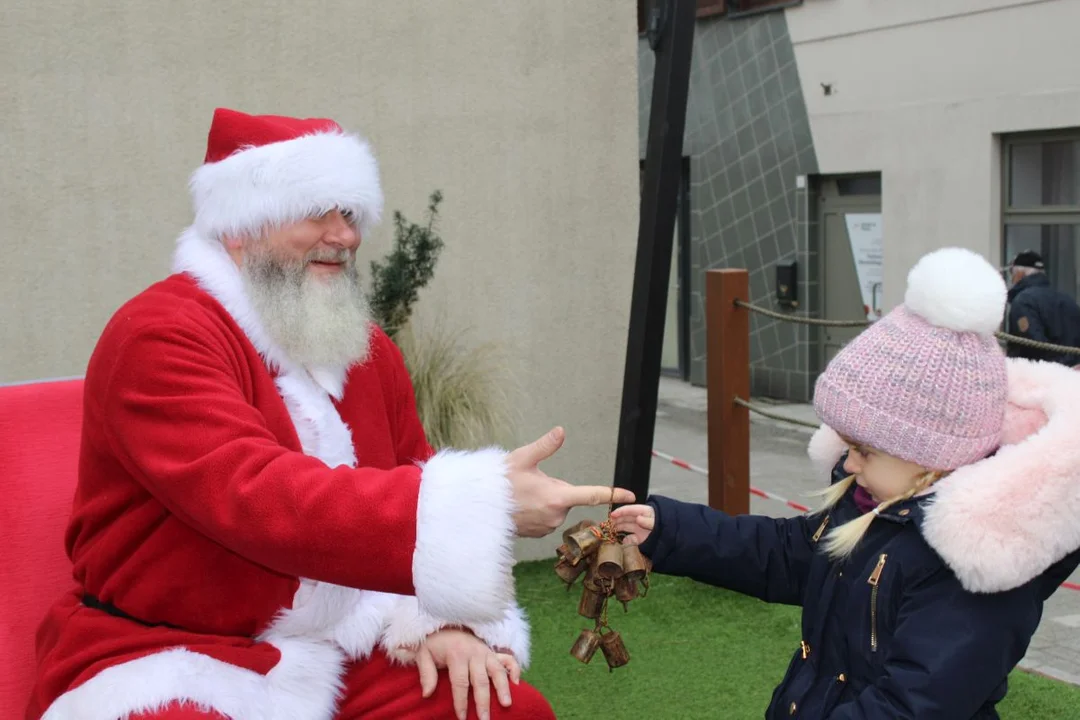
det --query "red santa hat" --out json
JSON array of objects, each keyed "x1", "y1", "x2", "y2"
[{"x1": 189, "y1": 108, "x2": 383, "y2": 240}]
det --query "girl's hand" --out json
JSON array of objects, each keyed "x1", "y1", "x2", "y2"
[
  {"x1": 610, "y1": 503, "x2": 655, "y2": 546},
  {"x1": 415, "y1": 628, "x2": 520, "y2": 720}
]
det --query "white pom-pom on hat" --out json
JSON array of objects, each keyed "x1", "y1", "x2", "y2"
[{"x1": 903, "y1": 247, "x2": 1007, "y2": 334}]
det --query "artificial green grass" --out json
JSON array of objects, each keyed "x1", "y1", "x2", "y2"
[{"x1": 514, "y1": 559, "x2": 1080, "y2": 719}]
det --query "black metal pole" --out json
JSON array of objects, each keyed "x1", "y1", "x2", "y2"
[{"x1": 613, "y1": 0, "x2": 696, "y2": 504}]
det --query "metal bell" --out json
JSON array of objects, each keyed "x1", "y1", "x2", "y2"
[
  {"x1": 600, "y1": 630, "x2": 630, "y2": 670},
  {"x1": 561, "y1": 519, "x2": 597, "y2": 545},
  {"x1": 555, "y1": 556, "x2": 587, "y2": 586},
  {"x1": 566, "y1": 527, "x2": 601, "y2": 563},
  {"x1": 582, "y1": 564, "x2": 603, "y2": 593},
  {"x1": 596, "y1": 541, "x2": 624, "y2": 580},
  {"x1": 577, "y1": 584, "x2": 607, "y2": 619},
  {"x1": 620, "y1": 543, "x2": 649, "y2": 582},
  {"x1": 569, "y1": 628, "x2": 601, "y2": 664},
  {"x1": 614, "y1": 574, "x2": 638, "y2": 607}
]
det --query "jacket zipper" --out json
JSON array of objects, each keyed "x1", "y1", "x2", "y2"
[
  {"x1": 867, "y1": 553, "x2": 887, "y2": 653},
  {"x1": 811, "y1": 516, "x2": 830, "y2": 543}
]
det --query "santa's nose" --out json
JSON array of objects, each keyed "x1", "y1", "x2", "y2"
[{"x1": 320, "y1": 210, "x2": 360, "y2": 250}]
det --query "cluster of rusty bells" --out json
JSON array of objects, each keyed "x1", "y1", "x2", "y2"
[{"x1": 555, "y1": 518, "x2": 651, "y2": 671}]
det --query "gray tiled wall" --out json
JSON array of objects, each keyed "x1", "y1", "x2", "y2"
[{"x1": 639, "y1": 10, "x2": 818, "y2": 401}]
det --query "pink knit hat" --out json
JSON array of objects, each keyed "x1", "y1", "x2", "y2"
[{"x1": 813, "y1": 247, "x2": 1009, "y2": 471}]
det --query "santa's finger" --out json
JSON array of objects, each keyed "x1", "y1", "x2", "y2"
[
  {"x1": 497, "y1": 654, "x2": 522, "y2": 685},
  {"x1": 487, "y1": 654, "x2": 512, "y2": 707},
  {"x1": 470, "y1": 655, "x2": 492, "y2": 720},
  {"x1": 449, "y1": 658, "x2": 470, "y2": 720},
  {"x1": 416, "y1": 646, "x2": 439, "y2": 698}
]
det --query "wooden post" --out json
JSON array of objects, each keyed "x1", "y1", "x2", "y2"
[{"x1": 706, "y1": 269, "x2": 750, "y2": 515}]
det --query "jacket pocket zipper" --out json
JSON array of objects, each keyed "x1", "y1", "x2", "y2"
[{"x1": 867, "y1": 553, "x2": 887, "y2": 653}]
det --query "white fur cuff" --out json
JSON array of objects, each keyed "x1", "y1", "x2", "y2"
[{"x1": 413, "y1": 448, "x2": 516, "y2": 624}]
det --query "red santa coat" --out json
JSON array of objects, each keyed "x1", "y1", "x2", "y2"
[{"x1": 29, "y1": 229, "x2": 529, "y2": 720}]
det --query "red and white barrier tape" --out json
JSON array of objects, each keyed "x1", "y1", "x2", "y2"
[
  {"x1": 649, "y1": 448, "x2": 1080, "y2": 593},
  {"x1": 650, "y1": 449, "x2": 811, "y2": 513}
]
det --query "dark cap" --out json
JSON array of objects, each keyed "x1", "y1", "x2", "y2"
[{"x1": 1011, "y1": 250, "x2": 1045, "y2": 269}]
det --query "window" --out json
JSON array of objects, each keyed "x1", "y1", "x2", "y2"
[
  {"x1": 697, "y1": 0, "x2": 726, "y2": 18},
  {"x1": 638, "y1": 0, "x2": 727, "y2": 33},
  {"x1": 1002, "y1": 133, "x2": 1080, "y2": 299},
  {"x1": 835, "y1": 174, "x2": 882, "y2": 197},
  {"x1": 728, "y1": 0, "x2": 801, "y2": 18}
]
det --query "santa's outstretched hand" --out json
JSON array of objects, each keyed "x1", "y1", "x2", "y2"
[{"x1": 508, "y1": 427, "x2": 635, "y2": 537}]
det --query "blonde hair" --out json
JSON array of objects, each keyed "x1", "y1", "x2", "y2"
[{"x1": 812, "y1": 471, "x2": 942, "y2": 560}]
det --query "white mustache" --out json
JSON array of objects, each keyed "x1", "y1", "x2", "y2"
[{"x1": 305, "y1": 248, "x2": 351, "y2": 265}]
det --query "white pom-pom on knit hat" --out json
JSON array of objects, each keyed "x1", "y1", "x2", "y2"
[
  {"x1": 812, "y1": 247, "x2": 1008, "y2": 471},
  {"x1": 904, "y1": 247, "x2": 1008, "y2": 334}
]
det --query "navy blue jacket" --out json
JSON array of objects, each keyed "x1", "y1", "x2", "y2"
[
  {"x1": 1006, "y1": 272, "x2": 1080, "y2": 366},
  {"x1": 640, "y1": 462, "x2": 1080, "y2": 719}
]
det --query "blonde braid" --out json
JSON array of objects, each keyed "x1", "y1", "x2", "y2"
[
  {"x1": 810, "y1": 474, "x2": 857, "y2": 513},
  {"x1": 822, "y1": 471, "x2": 942, "y2": 560}
]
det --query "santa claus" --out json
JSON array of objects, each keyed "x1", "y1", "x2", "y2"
[{"x1": 27, "y1": 108, "x2": 633, "y2": 720}]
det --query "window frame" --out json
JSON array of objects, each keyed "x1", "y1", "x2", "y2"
[
  {"x1": 1001, "y1": 131, "x2": 1080, "y2": 267},
  {"x1": 727, "y1": 0, "x2": 802, "y2": 20},
  {"x1": 697, "y1": 0, "x2": 727, "y2": 18},
  {"x1": 638, "y1": 0, "x2": 728, "y2": 34}
]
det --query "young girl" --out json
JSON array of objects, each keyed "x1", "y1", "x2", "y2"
[{"x1": 613, "y1": 247, "x2": 1080, "y2": 719}]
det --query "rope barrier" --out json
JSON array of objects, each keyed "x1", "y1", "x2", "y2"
[
  {"x1": 734, "y1": 299, "x2": 1080, "y2": 355},
  {"x1": 733, "y1": 300, "x2": 871, "y2": 328},
  {"x1": 649, "y1": 448, "x2": 1080, "y2": 592},
  {"x1": 994, "y1": 332, "x2": 1080, "y2": 355},
  {"x1": 734, "y1": 397, "x2": 820, "y2": 430},
  {"x1": 650, "y1": 449, "x2": 811, "y2": 513}
]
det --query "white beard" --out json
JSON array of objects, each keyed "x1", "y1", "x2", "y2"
[{"x1": 240, "y1": 245, "x2": 372, "y2": 371}]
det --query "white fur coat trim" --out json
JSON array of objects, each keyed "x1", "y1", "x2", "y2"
[
  {"x1": 172, "y1": 228, "x2": 352, "y2": 396},
  {"x1": 41, "y1": 636, "x2": 347, "y2": 720},
  {"x1": 809, "y1": 359, "x2": 1080, "y2": 593},
  {"x1": 413, "y1": 448, "x2": 518, "y2": 623},
  {"x1": 190, "y1": 129, "x2": 383, "y2": 241}
]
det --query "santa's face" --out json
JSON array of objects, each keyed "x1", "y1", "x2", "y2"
[
  {"x1": 231, "y1": 210, "x2": 373, "y2": 370},
  {"x1": 263, "y1": 208, "x2": 361, "y2": 278}
]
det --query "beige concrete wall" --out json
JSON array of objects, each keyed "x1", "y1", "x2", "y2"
[
  {"x1": 786, "y1": 0, "x2": 1080, "y2": 308},
  {"x1": 1, "y1": 2, "x2": 639, "y2": 560}
]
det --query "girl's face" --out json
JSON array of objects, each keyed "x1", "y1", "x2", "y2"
[{"x1": 841, "y1": 439, "x2": 928, "y2": 502}]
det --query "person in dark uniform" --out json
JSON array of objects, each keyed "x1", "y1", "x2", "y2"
[{"x1": 1006, "y1": 250, "x2": 1080, "y2": 366}]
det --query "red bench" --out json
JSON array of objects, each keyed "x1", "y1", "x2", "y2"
[{"x1": 0, "y1": 378, "x2": 83, "y2": 719}]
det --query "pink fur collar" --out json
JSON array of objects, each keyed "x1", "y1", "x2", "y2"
[{"x1": 808, "y1": 358, "x2": 1080, "y2": 593}]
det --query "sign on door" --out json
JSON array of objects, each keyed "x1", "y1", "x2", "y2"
[{"x1": 845, "y1": 213, "x2": 883, "y2": 322}]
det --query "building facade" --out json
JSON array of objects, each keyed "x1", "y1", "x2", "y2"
[
  {"x1": 644, "y1": 0, "x2": 1080, "y2": 400},
  {"x1": 2, "y1": 2, "x2": 639, "y2": 561}
]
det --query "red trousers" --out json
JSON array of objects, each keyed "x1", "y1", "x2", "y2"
[{"x1": 128, "y1": 650, "x2": 555, "y2": 719}]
